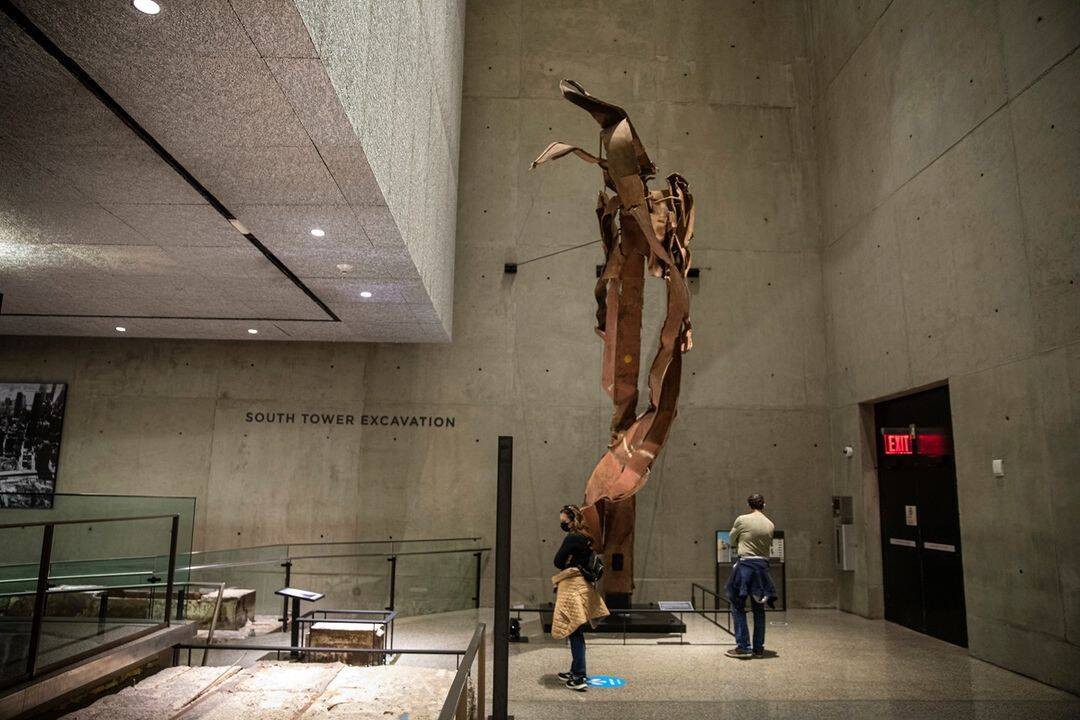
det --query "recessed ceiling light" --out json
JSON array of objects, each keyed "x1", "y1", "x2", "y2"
[
  {"x1": 310, "y1": 228, "x2": 325, "y2": 237},
  {"x1": 115, "y1": 326, "x2": 127, "y2": 332},
  {"x1": 132, "y1": 0, "x2": 161, "y2": 15},
  {"x1": 359, "y1": 291, "x2": 373, "y2": 298},
  {"x1": 247, "y1": 328, "x2": 258, "y2": 335},
  {"x1": 336, "y1": 263, "x2": 353, "y2": 272}
]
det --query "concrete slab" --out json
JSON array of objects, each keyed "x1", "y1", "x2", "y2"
[{"x1": 58, "y1": 660, "x2": 464, "y2": 720}]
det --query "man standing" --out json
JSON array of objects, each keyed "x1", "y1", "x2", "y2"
[{"x1": 725, "y1": 493, "x2": 777, "y2": 658}]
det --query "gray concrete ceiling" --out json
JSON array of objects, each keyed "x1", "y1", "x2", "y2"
[{"x1": 0, "y1": 0, "x2": 452, "y2": 342}]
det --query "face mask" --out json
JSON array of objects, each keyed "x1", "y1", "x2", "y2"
[{"x1": 560, "y1": 521, "x2": 571, "y2": 532}]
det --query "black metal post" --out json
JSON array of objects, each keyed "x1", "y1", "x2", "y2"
[
  {"x1": 289, "y1": 597, "x2": 301, "y2": 659},
  {"x1": 26, "y1": 523, "x2": 54, "y2": 678},
  {"x1": 715, "y1": 559, "x2": 721, "y2": 611},
  {"x1": 97, "y1": 590, "x2": 109, "y2": 633},
  {"x1": 473, "y1": 551, "x2": 483, "y2": 609},
  {"x1": 492, "y1": 435, "x2": 513, "y2": 719},
  {"x1": 280, "y1": 561, "x2": 292, "y2": 632},
  {"x1": 386, "y1": 555, "x2": 397, "y2": 611},
  {"x1": 163, "y1": 515, "x2": 179, "y2": 625}
]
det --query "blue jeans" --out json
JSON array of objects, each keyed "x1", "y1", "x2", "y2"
[
  {"x1": 731, "y1": 595, "x2": 765, "y2": 653},
  {"x1": 568, "y1": 624, "x2": 587, "y2": 678}
]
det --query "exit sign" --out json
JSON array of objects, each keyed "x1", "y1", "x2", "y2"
[
  {"x1": 881, "y1": 426, "x2": 952, "y2": 457},
  {"x1": 882, "y1": 431, "x2": 913, "y2": 455}
]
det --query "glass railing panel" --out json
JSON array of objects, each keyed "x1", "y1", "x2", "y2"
[
  {"x1": 289, "y1": 553, "x2": 391, "y2": 613},
  {"x1": 388, "y1": 538, "x2": 484, "y2": 555},
  {"x1": 186, "y1": 543, "x2": 287, "y2": 569},
  {"x1": 0, "y1": 524, "x2": 44, "y2": 686},
  {"x1": 394, "y1": 549, "x2": 479, "y2": 617},
  {"x1": 186, "y1": 560, "x2": 286, "y2": 618},
  {"x1": 285, "y1": 541, "x2": 394, "y2": 559},
  {"x1": 0, "y1": 493, "x2": 195, "y2": 592},
  {"x1": 32, "y1": 515, "x2": 175, "y2": 674}
]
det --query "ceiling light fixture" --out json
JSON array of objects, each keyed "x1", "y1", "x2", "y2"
[
  {"x1": 336, "y1": 263, "x2": 353, "y2": 272},
  {"x1": 359, "y1": 291, "x2": 373, "y2": 298},
  {"x1": 310, "y1": 228, "x2": 325, "y2": 237},
  {"x1": 115, "y1": 326, "x2": 127, "y2": 332},
  {"x1": 247, "y1": 328, "x2": 258, "y2": 335},
  {"x1": 132, "y1": 0, "x2": 161, "y2": 15}
]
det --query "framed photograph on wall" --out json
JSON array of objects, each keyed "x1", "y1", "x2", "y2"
[{"x1": 0, "y1": 382, "x2": 67, "y2": 509}]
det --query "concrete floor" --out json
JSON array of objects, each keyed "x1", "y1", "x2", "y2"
[
  {"x1": 401, "y1": 609, "x2": 1080, "y2": 719},
  {"x1": 185, "y1": 608, "x2": 1079, "y2": 719}
]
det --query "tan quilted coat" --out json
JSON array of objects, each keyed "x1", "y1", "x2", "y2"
[{"x1": 550, "y1": 567, "x2": 610, "y2": 640}]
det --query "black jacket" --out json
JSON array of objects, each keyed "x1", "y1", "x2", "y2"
[{"x1": 554, "y1": 532, "x2": 590, "y2": 570}]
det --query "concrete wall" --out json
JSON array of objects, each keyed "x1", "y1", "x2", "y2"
[
  {"x1": 0, "y1": 336, "x2": 372, "y2": 552},
  {"x1": 0, "y1": 0, "x2": 836, "y2": 609},
  {"x1": 295, "y1": 0, "x2": 465, "y2": 335},
  {"x1": 357, "y1": 0, "x2": 834, "y2": 607},
  {"x1": 811, "y1": 0, "x2": 1079, "y2": 692}
]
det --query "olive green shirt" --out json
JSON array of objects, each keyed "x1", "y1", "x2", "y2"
[{"x1": 729, "y1": 511, "x2": 775, "y2": 558}]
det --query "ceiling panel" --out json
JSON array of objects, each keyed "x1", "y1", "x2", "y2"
[
  {"x1": 161, "y1": 246, "x2": 283, "y2": 280},
  {"x1": 33, "y1": 143, "x2": 207, "y2": 205},
  {"x1": 0, "y1": 0, "x2": 450, "y2": 342},
  {"x1": 0, "y1": 201, "x2": 148, "y2": 246},
  {"x1": 103, "y1": 204, "x2": 243, "y2": 248},
  {"x1": 180, "y1": 144, "x2": 347, "y2": 207}
]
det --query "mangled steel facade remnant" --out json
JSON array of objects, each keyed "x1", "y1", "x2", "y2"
[{"x1": 532, "y1": 80, "x2": 694, "y2": 605}]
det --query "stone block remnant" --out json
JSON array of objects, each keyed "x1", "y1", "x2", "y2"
[{"x1": 306, "y1": 621, "x2": 386, "y2": 666}]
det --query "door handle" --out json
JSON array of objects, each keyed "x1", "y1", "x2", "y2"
[{"x1": 923, "y1": 542, "x2": 956, "y2": 553}]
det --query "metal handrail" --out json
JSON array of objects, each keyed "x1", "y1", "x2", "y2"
[
  {"x1": 438, "y1": 622, "x2": 486, "y2": 720},
  {"x1": 0, "y1": 545, "x2": 491, "y2": 587},
  {"x1": 0, "y1": 580, "x2": 177, "y2": 598},
  {"x1": 185, "y1": 545, "x2": 492, "y2": 572},
  {"x1": 283, "y1": 536, "x2": 482, "y2": 549},
  {"x1": 172, "y1": 643, "x2": 466, "y2": 657},
  {"x1": 286, "y1": 546, "x2": 492, "y2": 562},
  {"x1": 0, "y1": 536, "x2": 486, "y2": 572},
  {"x1": 691, "y1": 582, "x2": 733, "y2": 635},
  {"x1": 0, "y1": 579, "x2": 220, "y2": 599},
  {"x1": 0, "y1": 512, "x2": 181, "y2": 530},
  {"x1": 691, "y1": 581, "x2": 731, "y2": 606}
]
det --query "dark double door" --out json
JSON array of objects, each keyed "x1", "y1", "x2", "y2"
[{"x1": 875, "y1": 385, "x2": 967, "y2": 647}]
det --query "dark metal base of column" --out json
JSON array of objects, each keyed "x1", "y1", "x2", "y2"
[{"x1": 538, "y1": 603, "x2": 687, "y2": 635}]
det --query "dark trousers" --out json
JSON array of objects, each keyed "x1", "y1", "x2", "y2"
[
  {"x1": 568, "y1": 624, "x2": 587, "y2": 678},
  {"x1": 731, "y1": 595, "x2": 766, "y2": 653}
]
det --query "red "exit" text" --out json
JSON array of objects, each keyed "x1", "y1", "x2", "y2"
[{"x1": 883, "y1": 433, "x2": 913, "y2": 455}]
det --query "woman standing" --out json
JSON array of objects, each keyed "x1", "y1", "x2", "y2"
[{"x1": 551, "y1": 504, "x2": 609, "y2": 692}]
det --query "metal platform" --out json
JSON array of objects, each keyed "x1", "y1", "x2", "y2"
[{"x1": 537, "y1": 603, "x2": 688, "y2": 635}]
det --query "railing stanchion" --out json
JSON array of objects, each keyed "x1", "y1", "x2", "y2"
[
  {"x1": 281, "y1": 560, "x2": 292, "y2": 632},
  {"x1": 472, "y1": 551, "x2": 482, "y2": 609},
  {"x1": 386, "y1": 555, "x2": 397, "y2": 612},
  {"x1": 163, "y1": 515, "x2": 179, "y2": 625},
  {"x1": 289, "y1": 597, "x2": 301, "y2": 659},
  {"x1": 476, "y1": 625, "x2": 486, "y2": 720},
  {"x1": 26, "y1": 523, "x2": 54, "y2": 679},
  {"x1": 97, "y1": 590, "x2": 109, "y2": 632}
]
